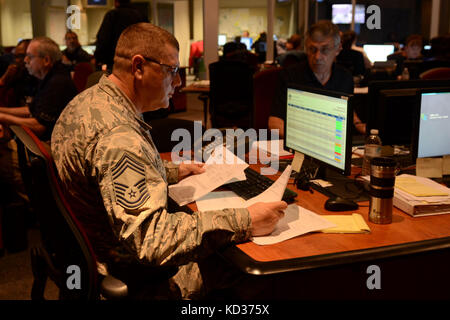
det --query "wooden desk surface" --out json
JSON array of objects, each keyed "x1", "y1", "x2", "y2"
[
  {"x1": 180, "y1": 83, "x2": 210, "y2": 94},
  {"x1": 225, "y1": 167, "x2": 450, "y2": 275},
  {"x1": 161, "y1": 153, "x2": 450, "y2": 275},
  {"x1": 237, "y1": 177, "x2": 450, "y2": 261}
]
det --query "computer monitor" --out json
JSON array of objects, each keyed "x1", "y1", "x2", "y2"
[
  {"x1": 218, "y1": 34, "x2": 227, "y2": 46},
  {"x1": 85, "y1": 0, "x2": 108, "y2": 6},
  {"x1": 284, "y1": 85, "x2": 353, "y2": 176},
  {"x1": 81, "y1": 45, "x2": 96, "y2": 55},
  {"x1": 367, "y1": 79, "x2": 450, "y2": 147},
  {"x1": 363, "y1": 44, "x2": 395, "y2": 62},
  {"x1": 413, "y1": 88, "x2": 450, "y2": 159},
  {"x1": 240, "y1": 37, "x2": 253, "y2": 50},
  {"x1": 332, "y1": 4, "x2": 365, "y2": 24}
]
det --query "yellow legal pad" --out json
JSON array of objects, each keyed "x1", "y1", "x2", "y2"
[
  {"x1": 395, "y1": 177, "x2": 449, "y2": 197},
  {"x1": 320, "y1": 214, "x2": 371, "y2": 234}
]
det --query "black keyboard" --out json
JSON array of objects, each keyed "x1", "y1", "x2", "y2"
[{"x1": 226, "y1": 167, "x2": 298, "y2": 203}]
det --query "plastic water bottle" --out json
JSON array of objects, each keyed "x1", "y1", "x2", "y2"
[
  {"x1": 401, "y1": 67, "x2": 410, "y2": 80},
  {"x1": 362, "y1": 129, "x2": 382, "y2": 176}
]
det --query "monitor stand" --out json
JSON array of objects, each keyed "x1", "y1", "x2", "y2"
[{"x1": 296, "y1": 158, "x2": 370, "y2": 202}]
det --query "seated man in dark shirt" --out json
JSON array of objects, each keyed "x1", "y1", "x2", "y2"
[
  {"x1": 0, "y1": 37, "x2": 77, "y2": 203},
  {"x1": 0, "y1": 37, "x2": 78, "y2": 141},
  {"x1": 269, "y1": 20, "x2": 366, "y2": 137},
  {"x1": 62, "y1": 31, "x2": 93, "y2": 69}
]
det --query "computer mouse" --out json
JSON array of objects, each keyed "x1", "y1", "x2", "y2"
[{"x1": 324, "y1": 197, "x2": 359, "y2": 212}]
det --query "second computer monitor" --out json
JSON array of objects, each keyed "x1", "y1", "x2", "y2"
[
  {"x1": 368, "y1": 79, "x2": 450, "y2": 146},
  {"x1": 363, "y1": 44, "x2": 395, "y2": 62},
  {"x1": 414, "y1": 88, "x2": 450, "y2": 158},
  {"x1": 284, "y1": 85, "x2": 353, "y2": 176},
  {"x1": 240, "y1": 37, "x2": 253, "y2": 50}
]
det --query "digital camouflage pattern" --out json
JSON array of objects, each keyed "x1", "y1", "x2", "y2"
[{"x1": 51, "y1": 76, "x2": 252, "y2": 293}]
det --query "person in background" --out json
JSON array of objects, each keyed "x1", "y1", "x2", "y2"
[
  {"x1": 0, "y1": 39, "x2": 36, "y2": 108},
  {"x1": 61, "y1": 30, "x2": 93, "y2": 69},
  {"x1": 348, "y1": 31, "x2": 372, "y2": 69},
  {"x1": 336, "y1": 30, "x2": 366, "y2": 78},
  {"x1": 269, "y1": 20, "x2": 366, "y2": 136},
  {"x1": 275, "y1": 34, "x2": 307, "y2": 67},
  {"x1": 252, "y1": 32, "x2": 267, "y2": 63},
  {"x1": 0, "y1": 37, "x2": 77, "y2": 211},
  {"x1": 388, "y1": 34, "x2": 424, "y2": 77},
  {"x1": 94, "y1": 0, "x2": 148, "y2": 71}
]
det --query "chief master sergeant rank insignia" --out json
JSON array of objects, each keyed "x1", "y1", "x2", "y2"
[{"x1": 112, "y1": 152, "x2": 150, "y2": 210}]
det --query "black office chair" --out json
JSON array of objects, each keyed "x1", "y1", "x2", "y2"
[
  {"x1": 144, "y1": 118, "x2": 205, "y2": 153},
  {"x1": 252, "y1": 67, "x2": 281, "y2": 131},
  {"x1": 11, "y1": 125, "x2": 128, "y2": 300},
  {"x1": 208, "y1": 60, "x2": 254, "y2": 130}
]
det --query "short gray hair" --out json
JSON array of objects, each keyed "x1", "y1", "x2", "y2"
[
  {"x1": 306, "y1": 20, "x2": 341, "y2": 48},
  {"x1": 32, "y1": 37, "x2": 62, "y2": 64}
]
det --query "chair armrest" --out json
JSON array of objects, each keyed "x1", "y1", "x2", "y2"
[{"x1": 100, "y1": 275, "x2": 128, "y2": 300}]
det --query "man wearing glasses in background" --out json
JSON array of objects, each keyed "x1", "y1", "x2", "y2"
[
  {"x1": 0, "y1": 37, "x2": 77, "y2": 228},
  {"x1": 52, "y1": 23, "x2": 287, "y2": 300},
  {"x1": 269, "y1": 20, "x2": 366, "y2": 136}
]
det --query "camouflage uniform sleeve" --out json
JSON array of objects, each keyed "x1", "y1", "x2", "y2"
[
  {"x1": 163, "y1": 160, "x2": 179, "y2": 184},
  {"x1": 95, "y1": 125, "x2": 252, "y2": 267}
]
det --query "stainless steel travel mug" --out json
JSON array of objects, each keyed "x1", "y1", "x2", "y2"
[{"x1": 368, "y1": 157, "x2": 396, "y2": 224}]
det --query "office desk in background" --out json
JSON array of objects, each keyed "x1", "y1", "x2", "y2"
[{"x1": 181, "y1": 82, "x2": 210, "y2": 128}]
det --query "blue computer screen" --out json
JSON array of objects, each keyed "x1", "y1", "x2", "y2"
[{"x1": 240, "y1": 37, "x2": 253, "y2": 50}]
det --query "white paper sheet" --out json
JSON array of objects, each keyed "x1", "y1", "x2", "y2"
[
  {"x1": 196, "y1": 165, "x2": 293, "y2": 210},
  {"x1": 196, "y1": 191, "x2": 246, "y2": 211},
  {"x1": 169, "y1": 146, "x2": 249, "y2": 206},
  {"x1": 251, "y1": 204, "x2": 337, "y2": 245},
  {"x1": 206, "y1": 146, "x2": 247, "y2": 183},
  {"x1": 168, "y1": 163, "x2": 248, "y2": 206},
  {"x1": 245, "y1": 165, "x2": 292, "y2": 206},
  {"x1": 251, "y1": 139, "x2": 292, "y2": 157}
]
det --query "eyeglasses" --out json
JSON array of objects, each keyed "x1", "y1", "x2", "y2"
[
  {"x1": 25, "y1": 53, "x2": 41, "y2": 60},
  {"x1": 306, "y1": 45, "x2": 336, "y2": 56},
  {"x1": 142, "y1": 56, "x2": 179, "y2": 77}
]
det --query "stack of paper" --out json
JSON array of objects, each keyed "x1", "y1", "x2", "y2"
[{"x1": 393, "y1": 174, "x2": 450, "y2": 217}]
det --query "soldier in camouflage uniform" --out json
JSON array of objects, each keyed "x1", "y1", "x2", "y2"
[{"x1": 51, "y1": 23, "x2": 287, "y2": 299}]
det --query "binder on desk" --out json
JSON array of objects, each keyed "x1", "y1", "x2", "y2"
[{"x1": 394, "y1": 175, "x2": 450, "y2": 217}]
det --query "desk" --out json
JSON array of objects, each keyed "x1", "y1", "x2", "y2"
[
  {"x1": 162, "y1": 150, "x2": 450, "y2": 299},
  {"x1": 216, "y1": 166, "x2": 450, "y2": 299},
  {"x1": 181, "y1": 83, "x2": 210, "y2": 128}
]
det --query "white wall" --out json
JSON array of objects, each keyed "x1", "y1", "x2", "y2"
[
  {"x1": 193, "y1": 0, "x2": 203, "y2": 41},
  {"x1": 0, "y1": 0, "x2": 33, "y2": 46},
  {"x1": 174, "y1": 0, "x2": 190, "y2": 67}
]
